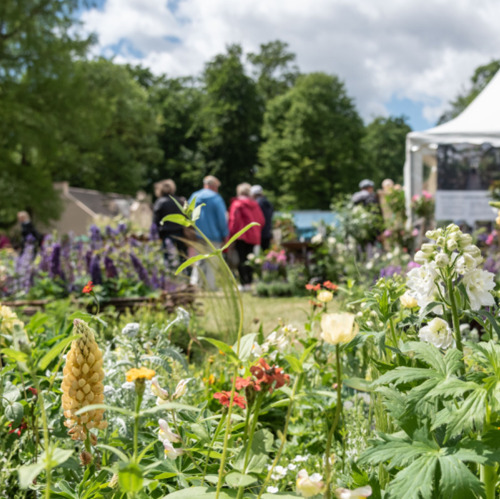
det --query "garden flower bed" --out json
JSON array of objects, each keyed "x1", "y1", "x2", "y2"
[{"x1": 3, "y1": 203, "x2": 500, "y2": 499}]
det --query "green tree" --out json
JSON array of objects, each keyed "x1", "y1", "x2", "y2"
[
  {"x1": 247, "y1": 40, "x2": 300, "y2": 101},
  {"x1": 438, "y1": 60, "x2": 500, "y2": 124},
  {"x1": 257, "y1": 72, "x2": 364, "y2": 209},
  {"x1": 54, "y1": 59, "x2": 162, "y2": 195},
  {"x1": 199, "y1": 44, "x2": 263, "y2": 201},
  {"x1": 0, "y1": 0, "x2": 92, "y2": 224},
  {"x1": 362, "y1": 116, "x2": 412, "y2": 186}
]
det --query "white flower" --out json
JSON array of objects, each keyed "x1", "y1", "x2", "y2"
[
  {"x1": 400, "y1": 292, "x2": 418, "y2": 309},
  {"x1": 267, "y1": 486, "x2": 279, "y2": 494},
  {"x1": 158, "y1": 418, "x2": 181, "y2": 443},
  {"x1": 327, "y1": 236, "x2": 337, "y2": 246},
  {"x1": 271, "y1": 465, "x2": 288, "y2": 480},
  {"x1": 121, "y1": 381, "x2": 136, "y2": 391},
  {"x1": 296, "y1": 470, "x2": 326, "y2": 498},
  {"x1": 288, "y1": 463, "x2": 297, "y2": 470},
  {"x1": 462, "y1": 269, "x2": 496, "y2": 310},
  {"x1": 434, "y1": 252, "x2": 449, "y2": 268},
  {"x1": 311, "y1": 234, "x2": 323, "y2": 245},
  {"x1": 335, "y1": 485, "x2": 372, "y2": 498},
  {"x1": 247, "y1": 253, "x2": 255, "y2": 261},
  {"x1": 455, "y1": 253, "x2": 480, "y2": 275},
  {"x1": 293, "y1": 455, "x2": 308, "y2": 463},
  {"x1": 151, "y1": 377, "x2": 169, "y2": 402},
  {"x1": 406, "y1": 262, "x2": 442, "y2": 312},
  {"x1": 418, "y1": 318, "x2": 454, "y2": 349},
  {"x1": 121, "y1": 322, "x2": 140, "y2": 337},
  {"x1": 321, "y1": 313, "x2": 358, "y2": 345},
  {"x1": 173, "y1": 379, "x2": 189, "y2": 399},
  {"x1": 162, "y1": 439, "x2": 183, "y2": 460}
]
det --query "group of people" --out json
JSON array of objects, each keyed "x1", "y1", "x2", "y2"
[{"x1": 153, "y1": 175, "x2": 274, "y2": 290}]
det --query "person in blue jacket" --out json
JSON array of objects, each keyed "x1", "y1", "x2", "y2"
[{"x1": 188, "y1": 175, "x2": 228, "y2": 289}]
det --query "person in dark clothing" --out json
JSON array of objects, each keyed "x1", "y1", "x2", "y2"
[
  {"x1": 351, "y1": 179, "x2": 380, "y2": 207},
  {"x1": 17, "y1": 211, "x2": 42, "y2": 254},
  {"x1": 153, "y1": 179, "x2": 187, "y2": 262},
  {"x1": 250, "y1": 185, "x2": 274, "y2": 251}
]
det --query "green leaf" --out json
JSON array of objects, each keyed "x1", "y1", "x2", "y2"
[
  {"x1": 2, "y1": 383, "x2": 21, "y2": 404},
  {"x1": 387, "y1": 454, "x2": 438, "y2": 499},
  {"x1": 343, "y1": 377, "x2": 372, "y2": 392},
  {"x1": 118, "y1": 462, "x2": 143, "y2": 493},
  {"x1": 201, "y1": 337, "x2": 239, "y2": 362},
  {"x1": 162, "y1": 214, "x2": 191, "y2": 227},
  {"x1": 225, "y1": 472, "x2": 258, "y2": 488},
  {"x1": 438, "y1": 455, "x2": 485, "y2": 499},
  {"x1": 75, "y1": 404, "x2": 134, "y2": 418},
  {"x1": 175, "y1": 253, "x2": 212, "y2": 275},
  {"x1": 1, "y1": 348, "x2": 28, "y2": 363},
  {"x1": 153, "y1": 472, "x2": 178, "y2": 480},
  {"x1": 192, "y1": 203, "x2": 205, "y2": 222},
  {"x1": 38, "y1": 334, "x2": 80, "y2": 371},
  {"x1": 18, "y1": 461, "x2": 45, "y2": 489},
  {"x1": 49, "y1": 448, "x2": 74, "y2": 467},
  {"x1": 5, "y1": 402, "x2": 24, "y2": 426},
  {"x1": 235, "y1": 333, "x2": 257, "y2": 361},
  {"x1": 284, "y1": 355, "x2": 302, "y2": 374},
  {"x1": 142, "y1": 402, "x2": 201, "y2": 415},
  {"x1": 165, "y1": 486, "x2": 237, "y2": 498},
  {"x1": 96, "y1": 444, "x2": 129, "y2": 463},
  {"x1": 221, "y1": 223, "x2": 260, "y2": 251}
]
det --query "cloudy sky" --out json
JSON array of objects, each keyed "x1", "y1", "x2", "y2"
[{"x1": 81, "y1": 0, "x2": 500, "y2": 131}]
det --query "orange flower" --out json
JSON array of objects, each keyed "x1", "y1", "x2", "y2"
[
  {"x1": 214, "y1": 391, "x2": 247, "y2": 409},
  {"x1": 82, "y1": 281, "x2": 94, "y2": 294},
  {"x1": 305, "y1": 283, "x2": 321, "y2": 292},
  {"x1": 235, "y1": 376, "x2": 261, "y2": 391},
  {"x1": 126, "y1": 367, "x2": 156, "y2": 382},
  {"x1": 250, "y1": 358, "x2": 290, "y2": 392},
  {"x1": 323, "y1": 281, "x2": 338, "y2": 291}
]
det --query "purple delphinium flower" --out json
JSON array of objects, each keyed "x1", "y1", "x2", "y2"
[
  {"x1": 407, "y1": 261, "x2": 421, "y2": 271},
  {"x1": 89, "y1": 254, "x2": 103, "y2": 285},
  {"x1": 104, "y1": 255, "x2": 118, "y2": 279},
  {"x1": 49, "y1": 243, "x2": 65, "y2": 281},
  {"x1": 484, "y1": 257, "x2": 499, "y2": 274},
  {"x1": 85, "y1": 250, "x2": 93, "y2": 272},
  {"x1": 129, "y1": 237, "x2": 140, "y2": 248},
  {"x1": 117, "y1": 222, "x2": 128, "y2": 234},
  {"x1": 38, "y1": 244, "x2": 51, "y2": 272},
  {"x1": 15, "y1": 242, "x2": 35, "y2": 293},
  {"x1": 130, "y1": 252, "x2": 150, "y2": 286},
  {"x1": 149, "y1": 223, "x2": 159, "y2": 241},
  {"x1": 89, "y1": 225, "x2": 102, "y2": 250},
  {"x1": 379, "y1": 265, "x2": 402, "y2": 279}
]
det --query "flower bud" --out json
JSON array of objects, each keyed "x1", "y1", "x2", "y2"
[
  {"x1": 414, "y1": 251, "x2": 428, "y2": 264},
  {"x1": 434, "y1": 252, "x2": 449, "y2": 268},
  {"x1": 317, "y1": 290, "x2": 333, "y2": 303},
  {"x1": 459, "y1": 233, "x2": 473, "y2": 247},
  {"x1": 400, "y1": 292, "x2": 418, "y2": 309},
  {"x1": 61, "y1": 319, "x2": 107, "y2": 442},
  {"x1": 421, "y1": 243, "x2": 435, "y2": 254},
  {"x1": 446, "y1": 239, "x2": 458, "y2": 252}
]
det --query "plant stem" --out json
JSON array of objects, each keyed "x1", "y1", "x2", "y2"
[
  {"x1": 257, "y1": 375, "x2": 301, "y2": 499},
  {"x1": 133, "y1": 388, "x2": 143, "y2": 463},
  {"x1": 447, "y1": 279, "x2": 463, "y2": 353},
  {"x1": 481, "y1": 407, "x2": 498, "y2": 499},
  {"x1": 201, "y1": 413, "x2": 226, "y2": 485},
  {"x1": 193, "y1": 227, "x2": 246, "y2": 499},
  {"x1": 236, "y1": 393, "x2": 265, "y2": 499},
  {"x1": 324, "y1": 344, "x2": 343, "y2": 499}
]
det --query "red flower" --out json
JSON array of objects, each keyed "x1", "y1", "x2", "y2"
[
  {"x1": 323, "y1": 281, "x2": 338, "y2": 291},
  {"x1": 235, "y1": 376, "x2": 261, "y2": 392},
  {"x1": 8, "y1": 421, "x2": 27, "y2": 437},
  {"x1": 305, "y1": 283, "x2": 321, "y2": 292},
  {"x1": 250, "y1": 358, "x2": 290, "y2": 393},
  {"x1": 214, "y1": 391, "x2": 247, "y2": 409},
  {"x1": 82, "y1": 281, "x2": 94, "y2": 294},
  {"x1": 27, "y1": 387, "x2": 38, "y2": 397}
]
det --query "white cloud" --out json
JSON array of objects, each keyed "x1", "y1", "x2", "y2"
[{"x1": 80, "y1": 0, "x2": 500, "y2": 129}]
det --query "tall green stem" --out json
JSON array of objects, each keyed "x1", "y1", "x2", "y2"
[
  {"x1": 257, "y1": 375, "x2": 301, "y2": 498},
  {"x1": 192, "y1": 228, "x2": 246, "y2": 498},
  {"x1": 447, "y1": 279, "x2": 463, "y2": 353},
  {"x1": 202, "y1": 413, "x2": 227, "y2": 484},
  {"x1": 324, "y1": 344, "x2": 342, "y2": 499},
  {"x1": 133, "y1": 388, "x2": 143, "y2": 462},
  {"x1": 481, "y1": 406, "x2": 498, "y2": 499}
]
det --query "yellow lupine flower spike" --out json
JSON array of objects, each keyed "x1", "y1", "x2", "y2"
[{"x1": 61, "y1": 319, "x2": 107, "y2": 442}]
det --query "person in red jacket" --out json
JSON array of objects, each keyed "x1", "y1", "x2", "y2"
[{"x1": 228, "y1": 183, "x2": 265, "y2": 287}]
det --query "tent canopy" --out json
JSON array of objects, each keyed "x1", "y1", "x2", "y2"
[{"x1": 404, "y1": 69, "x2": 500, "y2": 216}]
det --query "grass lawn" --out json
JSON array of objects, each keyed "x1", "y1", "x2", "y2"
[{"x1": 197, "y1": 292, "x2": 311, "y2": 340}]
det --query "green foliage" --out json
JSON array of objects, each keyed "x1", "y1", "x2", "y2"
[
  {"x1": 361, "y1": 116, "x2": 411, "y2": 185},
  {"x1": 257, "y1": 72, "x2": 364, "y2": 209}
]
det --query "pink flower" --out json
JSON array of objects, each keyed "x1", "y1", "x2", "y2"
[
  {"x1": 422, "y1": 191, "x2": 433, "y2": 200},
  {"x1": 486, "y1": 231, "x2": 496, "y2": 246}
]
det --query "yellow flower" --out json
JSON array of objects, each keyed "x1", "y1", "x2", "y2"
[
  {"x1": 321, "y1": 313, "x2": 358, "y2": 345},
  {"x1": 317, "y1": 290, "x2": 333, "y2": 303},
  {"x1": 400, "y1": 292, "x2": 418, "y2": 309},
  {"x1": 0, "y1": 305, "x2": 24, "y2": 331},
  {"x1": 296, "y1": 469, "x2": 326, "y2": 497},
  {"x1": 126, "y1": 367, "x2": 156, "y2": 382},
  {"x1": 61, "y1": 319, "x2": 107, "y2": 441}
]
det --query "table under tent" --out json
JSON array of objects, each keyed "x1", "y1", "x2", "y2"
[{"x1": 404, "y1": 69, "x2": 500, "y2": 230}]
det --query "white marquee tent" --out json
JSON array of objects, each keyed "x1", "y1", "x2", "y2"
[{"x1": 404, "y1": 69, "x2": 500, "y2": 218}]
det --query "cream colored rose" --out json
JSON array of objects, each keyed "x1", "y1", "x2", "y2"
[
  {"x1": 321, "y1": 313, "x2": 358, "y2": 345},
  {"x1": 317, "y1": 290, "x2": 333, "y2": 303},
  {"x1": 400, "y1": 292, "x2": 418, "y2": 309}
]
